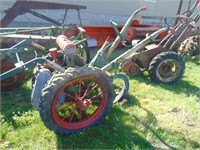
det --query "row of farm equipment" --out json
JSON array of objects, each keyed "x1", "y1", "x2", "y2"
[{"x1": 0, "y1": 0, "x2": 199, "y2": 135}]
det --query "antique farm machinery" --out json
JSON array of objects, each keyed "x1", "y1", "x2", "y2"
[
  {"x1": 0, "y1": 0, "x2": 199, "y2": 135},
  {"x1": 119, "y1": 0, "x2": 200, "y2": 84},
  {"x1": 0, "y1": 1, "x2": 91, "y2": 92}
]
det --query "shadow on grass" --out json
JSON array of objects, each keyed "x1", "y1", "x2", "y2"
[
  {"x1": 125, "y1": 95, "x2": 177, "y2": 149},
  {"x1": 0, "y1": 84, "x2": 33, "y2": 128},
  {"x1": 123, "y1": 94, "x2": 199, "y2": 149},
  {"x1": 56, "y1": 105, "x2": 154, "y2": 149},
  {"x1": 56, "y1": 94, "x2": 177, "y2": 149}
]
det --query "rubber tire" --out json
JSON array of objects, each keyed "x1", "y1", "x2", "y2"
[
  {"x1": 148, "y1": 51, "x2": 185, "y2": 85},
  {"x1": 39, "y1": 66, "x2": 115, "y2": 135}
]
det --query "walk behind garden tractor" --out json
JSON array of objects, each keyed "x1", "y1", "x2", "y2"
[{"x1": 0, "y1": 0, "x2": 200, "y2": 135}]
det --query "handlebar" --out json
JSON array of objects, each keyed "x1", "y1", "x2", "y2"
[
  {"x1": 177, "y1": 15, "x2": 189, "y2": 20},
  {"x1": 107, "y1": 6, "x2": 147, "y2": 57}
]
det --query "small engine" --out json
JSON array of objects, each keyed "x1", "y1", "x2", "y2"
[{"x1": 120, "y1": 58, "x2": 141, "y2": 76}]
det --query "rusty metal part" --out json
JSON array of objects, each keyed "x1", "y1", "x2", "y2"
[
  {"x1": 125, "y1": 26, "x2": 162, "y2": 43},
  {"x1": 174, "y1": 0, "x2": 183, "y2": 26},
  {"x1": 0, "y1": 34, "x2": 57, "y2": 40},
  {"x1": 179, "y1": 35, "x2": 200, "y2": 56},
  {"x1": 131, "y1": 44, "x2": 168, "y2": 70},
  {"x1": 125, "y1": 27, "x2": 137, "y2": 43},
  {"x1": 0, "y1": 56, "x2": 26, "y2": 92},
  {"x1": 120, "y1": 58, "x2": 141, "y2": 76},
  {"x1": 65, "y1": 25, "x2": 80, "y2": 38},
  {"x1": 56, "y1": 35, "x2": 76, "y2": 57},
  {"x1": 0, "y1": 0, "x2": 87, "y2": 27}
]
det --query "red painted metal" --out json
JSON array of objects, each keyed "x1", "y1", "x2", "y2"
[
  {"x1": 83, "y1": 26, "x2": 117, "y2": 47},
  {"x1": 49, "y1": 48, "x2": 58, "y2": 59},
  {"x1": 126, "y1": 27, "x2": 137, "y2": 43},
  {"x1": 56, "y1": 35, "x2": 76, "y2": 57},
  {"x1": 83, "y1": 24, "x2": 163, "y2": 47}
]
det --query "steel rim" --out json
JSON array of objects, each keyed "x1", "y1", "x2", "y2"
[
  {"x1": 156, "y1": 59, "x2": 180, "y2": 82},
  {"x1": 76, "y1": 46, "x2": 88, "y2": 63},
  {"x1": 52, "y1": 75, "x2": 108, "y2": 129}
]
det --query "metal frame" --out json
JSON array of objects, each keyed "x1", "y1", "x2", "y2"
[{"x1": 0, "y1": 0, "x2": 86, "y2": 27}]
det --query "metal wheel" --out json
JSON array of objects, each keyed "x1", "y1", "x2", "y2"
[
  {"x1": 0, "y1": 56, "x2": 25, "y2": 92},
  {"x1": 156, "y1": 59, "x2": 180, "y2": 82},
  {"x1": 52, "y1": 76, "x2": 109, "y2": 129},
  {"x1": 76, "y1": 44, "x2": 90, "y2": 64},
  {"x1": 39, "y1": 66, "x2": 115, "y2": 135},
  {"x1": 148, "y1": 51, "x2": 185, "y2": 84}
]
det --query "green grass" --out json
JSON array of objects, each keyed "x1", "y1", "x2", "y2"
[{"x1": 0, "y1": 55, "x2": 200, "y2": 149}]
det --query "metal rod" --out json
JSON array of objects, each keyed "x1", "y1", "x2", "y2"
[
  {"x1": 63, "y1": 9, "x2": 68, "y2": 24},
  {"x1": 174, "y1": 0, "x2": 183, "y2": 26},
  {"x1": 0, "y1": 58, "x2": 46, "y2": 81},
  {"x1": 107, "y1": 6, "x2": 147, "y2": 57},
  {"x1": 101, "y1": 27, "x2": 169, "y2": 71},
  {"x1": 28, "y1": 10, "x2": 62, "y2": 26}
]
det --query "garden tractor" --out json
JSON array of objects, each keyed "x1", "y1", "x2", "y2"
[
  {"x1": 0, "y1": 0, "x2": 199, "y2": 136},
  {"x1": 119, "y1": 0, "x2": 200, "y2": 84}
]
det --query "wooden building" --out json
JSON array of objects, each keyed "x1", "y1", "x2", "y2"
[{"x1": 0, "y1": 0, "x2": 197, "y2": 26}]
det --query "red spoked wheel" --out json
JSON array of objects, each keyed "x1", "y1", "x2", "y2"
[
  {"x1": 39, "y1": 66, "x2": 115, "y2": 135},
  {"x1": 52, "y1": 76, "x2": 109, "y2": 129}
]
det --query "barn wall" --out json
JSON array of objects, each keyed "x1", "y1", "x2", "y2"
[{"x1": 0, "y1": 0, "x2": 197, "y2": 26}]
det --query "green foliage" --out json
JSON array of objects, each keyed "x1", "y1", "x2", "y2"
[{"x1": 0, "y1": 58, "x2": 200, "y2": 149}]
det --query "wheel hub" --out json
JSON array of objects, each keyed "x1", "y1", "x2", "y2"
[
  {"x1": 159, "y1": 63, "x2": 172, "y2": 74},
  {"x1": 157, "y1": 59, "x2": 180, "y2": 81},
  {"x1": 76, "y1": 98, "x2": 92, "y2": 110}
]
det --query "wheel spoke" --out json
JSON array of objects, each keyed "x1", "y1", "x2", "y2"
[
  {"x1": 79, "y1": 80, "x2": 82, "y2": 97},
  {"x1": 61, "y1": 106, "x2": 78, "y2": 121},
  {"x1": 69, "y1": 111, "x2": 75, "y2": 123},
  {"x1": 57, "y1": 102, "x2": 76, "y2": 112},
  {"x1": 70, "y1": 84, "x2": 78, "y2": 97},
  {"x1": 83, "y1": 109, "x2": 90, "y2": 118},
  {"x1": 90, "y1": 92, "x2": 102, "y2": 101},
  {"x1": 82, "y1": 81, "x2": 93, "y2": 98},
  {"x1": 85, "y1": 84, "x2": 99, "y2": 97},
  {"x1": 88, "y1": 106, "x2": 96, "y2": 111},
  {"x1": 63, "y1": 89, "x2": 76, "y2": 100},
  {"x1": 57, "y1": 102, "x2": 76, "y2": 105},
  {"x1": 82, "y1": 83, "x2": 99, "y2": 100}
]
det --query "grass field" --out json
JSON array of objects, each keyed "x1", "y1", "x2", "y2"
[{"x1": 0, "y1": 54, "x2": 200, "y2": 149}]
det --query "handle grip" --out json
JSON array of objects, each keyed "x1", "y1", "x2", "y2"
[{"x1": 140, "y1": 6, "x2": 147, "y2": 11}]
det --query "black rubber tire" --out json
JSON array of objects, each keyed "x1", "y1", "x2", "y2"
[
  {"x1": 148, "y1": 51, "x2": 185, "y2": 85},
  {"x1": 39, "y1": 66, "x2": 115, "y2": 135}
]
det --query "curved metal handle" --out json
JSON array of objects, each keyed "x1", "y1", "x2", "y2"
[{"x1": 107, "y1": 6, "x2": 147, "y2": 57}]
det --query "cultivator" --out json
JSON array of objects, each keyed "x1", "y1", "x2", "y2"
[{"x1": 0, "y1": 0, "x2": 199, "y2": 135}]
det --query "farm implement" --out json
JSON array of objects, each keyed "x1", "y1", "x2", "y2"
[{"x1": 0, "y1": 0, "x2": 200, "y2": 135}]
